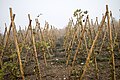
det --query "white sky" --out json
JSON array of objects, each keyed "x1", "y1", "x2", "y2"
[{"x1": 0, "y1": 0, "x2": 120, "y2": 33}]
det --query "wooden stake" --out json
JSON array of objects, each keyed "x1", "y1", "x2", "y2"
[
  {"x1": 106, "y1": 5, "x2": 116, "y2": 80},
  {"x1": 66, "y1": 23, "x2": 79, "y2": 66},
  {"x1": 99, "y1": 22, "x2": 107, "y2": 52},
  {"x1": 0, "y1": 14, "x2": 15, "y2": 68},
  {"x1": 0, "y1": 23, "x2": 7, "y2": 68},
  {"x1": 72, "y1": 15, "x2": 88, "y2": 67},
  {"x1": 94, "y1": 51, "x2": 99, "y2": 80},
  {"x1": 80, "y1": 11, "x2": 107, "y2": 80},
  {"x1": 28, "y1": 14, "x2": 42, "y2": 80},
  {"x1": 35, "y1": 19, "x2": 48, "y2": 67},
  {"x1": 9, "y1": 8, "x2": 25, "y2": 80}
]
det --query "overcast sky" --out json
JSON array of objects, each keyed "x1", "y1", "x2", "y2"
[{"x1": 0, "y1": 0, "x2": 120, "y2": 33}]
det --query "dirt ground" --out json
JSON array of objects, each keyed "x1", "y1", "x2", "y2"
[{"x1": 21, "y1": 49, "x2": 120, "y2": 80}]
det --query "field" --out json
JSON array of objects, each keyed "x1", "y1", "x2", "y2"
[{"x1": 0, "y1": 5, "x2": 120, "y2": 80}]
